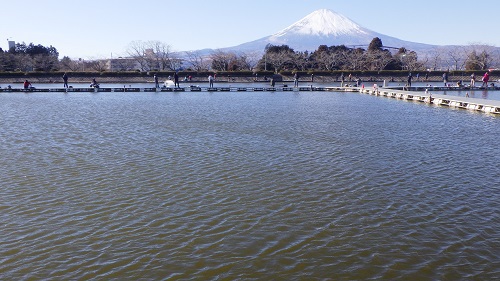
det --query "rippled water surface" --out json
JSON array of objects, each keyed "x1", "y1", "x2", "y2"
[{"x1": 1, "y1": 91, "x2": 499, "y2": 280}]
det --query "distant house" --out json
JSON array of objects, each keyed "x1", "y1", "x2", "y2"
[{"x1": 106, "y1": 57, "x2": 141, "y2": 71}]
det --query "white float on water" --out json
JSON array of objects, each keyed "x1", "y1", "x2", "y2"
[{"x1": 164, "y1": 80, "x2": 175, "y2": 88}]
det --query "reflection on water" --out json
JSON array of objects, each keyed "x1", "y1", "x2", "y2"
[{"x1": 0, "y1": 91, "x2": 499, "y2": 280}]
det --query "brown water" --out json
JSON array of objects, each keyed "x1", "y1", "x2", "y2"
[{"x1": 0, "y1": 91, "x2": 499, "y2": 280}]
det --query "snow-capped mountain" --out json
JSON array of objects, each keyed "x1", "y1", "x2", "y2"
[
  {"x1": 271, "y1": 9, "x2": 370, "y2": 39},
  {"x1": 222, "y1": 9, "x2": 435, "y2": 54}
]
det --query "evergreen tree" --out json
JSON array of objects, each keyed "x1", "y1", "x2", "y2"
[{"x1": 368, "y1": 37, "x2": 383, "y2": 52}]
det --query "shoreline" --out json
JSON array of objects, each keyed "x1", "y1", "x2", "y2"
[{"x1": 1, "y1": 73, "x2": 497, "y2": 85}]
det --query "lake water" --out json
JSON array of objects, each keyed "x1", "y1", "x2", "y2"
[{"x1": 0, "y1": 89, "x2": 499, "y2": 280}]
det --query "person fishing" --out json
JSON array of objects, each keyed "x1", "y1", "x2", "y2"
[
  {"x1": 481, "y1": 71, "x2": 490, "y2": 88},
  {"x1": 63, "y1": 73, "x2": 69, "y2": 88},
  {"x1": 23, "y1": 80, "x2": 32, "y2": 89},
  {"x1": 90, "y1": 78, "x2": 99, "y2": 88}
]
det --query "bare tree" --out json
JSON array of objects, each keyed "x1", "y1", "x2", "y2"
[
  {"x1": 60, "y1": 56, "x2": 81, "y2": 71},
  {"x1": 239, "y1": 51, "x2": 261, "y2": 71},
  {"x1": 86, "y1": 58, "x2": 108, "y2": 72},
  {"x1": 126, "y1": 40, "x2": 176, "y2": 71},
  {"x1": 32, "y1": 54, "x2": 58, "y2": 71},
  {"x1": 465, "y1": 43, "x2": 498, "y2": 70},
  {"x1": 167, "y1": 57, "x2": 183, "y2": 72},
  {"x1": 314, "y1": 51, "x2": 331, "y2": 71},
  {"x1": 184, "y1": 51, "x2": 210, "y2": 71},
  {"x1": 210, "y1": 50, "x2": 237, "y2": 71},
  {"x1": 0, "y1": 52, "x2": 16, "y2": 71},
  {"x1": 126, "y1": 41, "x2": 149, "y2": 71},
  {"x1": 367, "y1": 50, "x2": 393, "y2": 72},
  {"x1": 267, "y1": 50, "x2": 293, "y2": 73},
  {"x1": 447, "y1": 46, "x2": 467, "y2": 70},
  {"x1": 111, "y1": 58, "x2": 138, "y2": 71},
  {"x1": 427, "y1": 48, "x2": 444, "y2": 71},
  {"x1": 402, "y1": 51, "x2": 422, "y2": 71},
  {"x1": 15, "y1": 54, "x2": 33, "y2": 71},
  {"x1": 417, "y1": 55, "x2": 430, "y2": 73},
  {"x1": 148, "y1": 41, "x2": 173, "y2": 70},
  {"x1": 338, "y1": 49, "x2": 351, "y2": 71},
  {"x1": 418, "y1": 52, "x2": 434, "y2": 71},
  {"x1": 341, "y1": 48, "x2": 366, "y2": 71},
  {"x1": 292, "y1": 52, "x2": 310, "y2": 71},
  {"x1": 142, "y1": 41, "x2": 173, "y2": 70}
]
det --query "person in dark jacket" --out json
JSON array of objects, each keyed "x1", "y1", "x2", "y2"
[
  {"x1": 63, "y1": 73, "x2": 69, "y2": 88},
  {"x1": 174, "y1": 72, "x2": 179, "y2": 88}
]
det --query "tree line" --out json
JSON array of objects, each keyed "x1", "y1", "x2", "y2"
[
  {"x1": 1, "y1": 38, "x2": 498, "y2": 73},
  {"x1": 0, "y1": 42, "x2": 59, "y2": 71}
]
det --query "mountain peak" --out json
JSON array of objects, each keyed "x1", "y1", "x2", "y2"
[
  {"x1": 272, "y1": 9, "x2": 367, "y2": 38},
  {"x1": 225, "y1": 9, "x2": 434, "y2": 55}
]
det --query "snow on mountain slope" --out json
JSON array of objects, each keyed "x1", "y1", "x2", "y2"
[
  {"x1": 222, "y1": 9, "x2": 435, "y2": 54},
  {"x1": 272, "y1": 9, "x2": 367, "y2": 38}
]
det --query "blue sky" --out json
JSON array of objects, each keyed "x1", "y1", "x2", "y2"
[{"x1": 1, "y1": 0, "x2": 498, "y2": 59}]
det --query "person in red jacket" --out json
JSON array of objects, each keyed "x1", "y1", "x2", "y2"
[
  {"x1": 23, "y1": 80, "x2": 32, "y2": 89},
  {"x1": 481, "y1": 71, "x2": 490, "y2": 88}
]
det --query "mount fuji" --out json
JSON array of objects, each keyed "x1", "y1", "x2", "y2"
[{"x1": 222, "y1": 9, "x2": 436, "y2": 54}]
